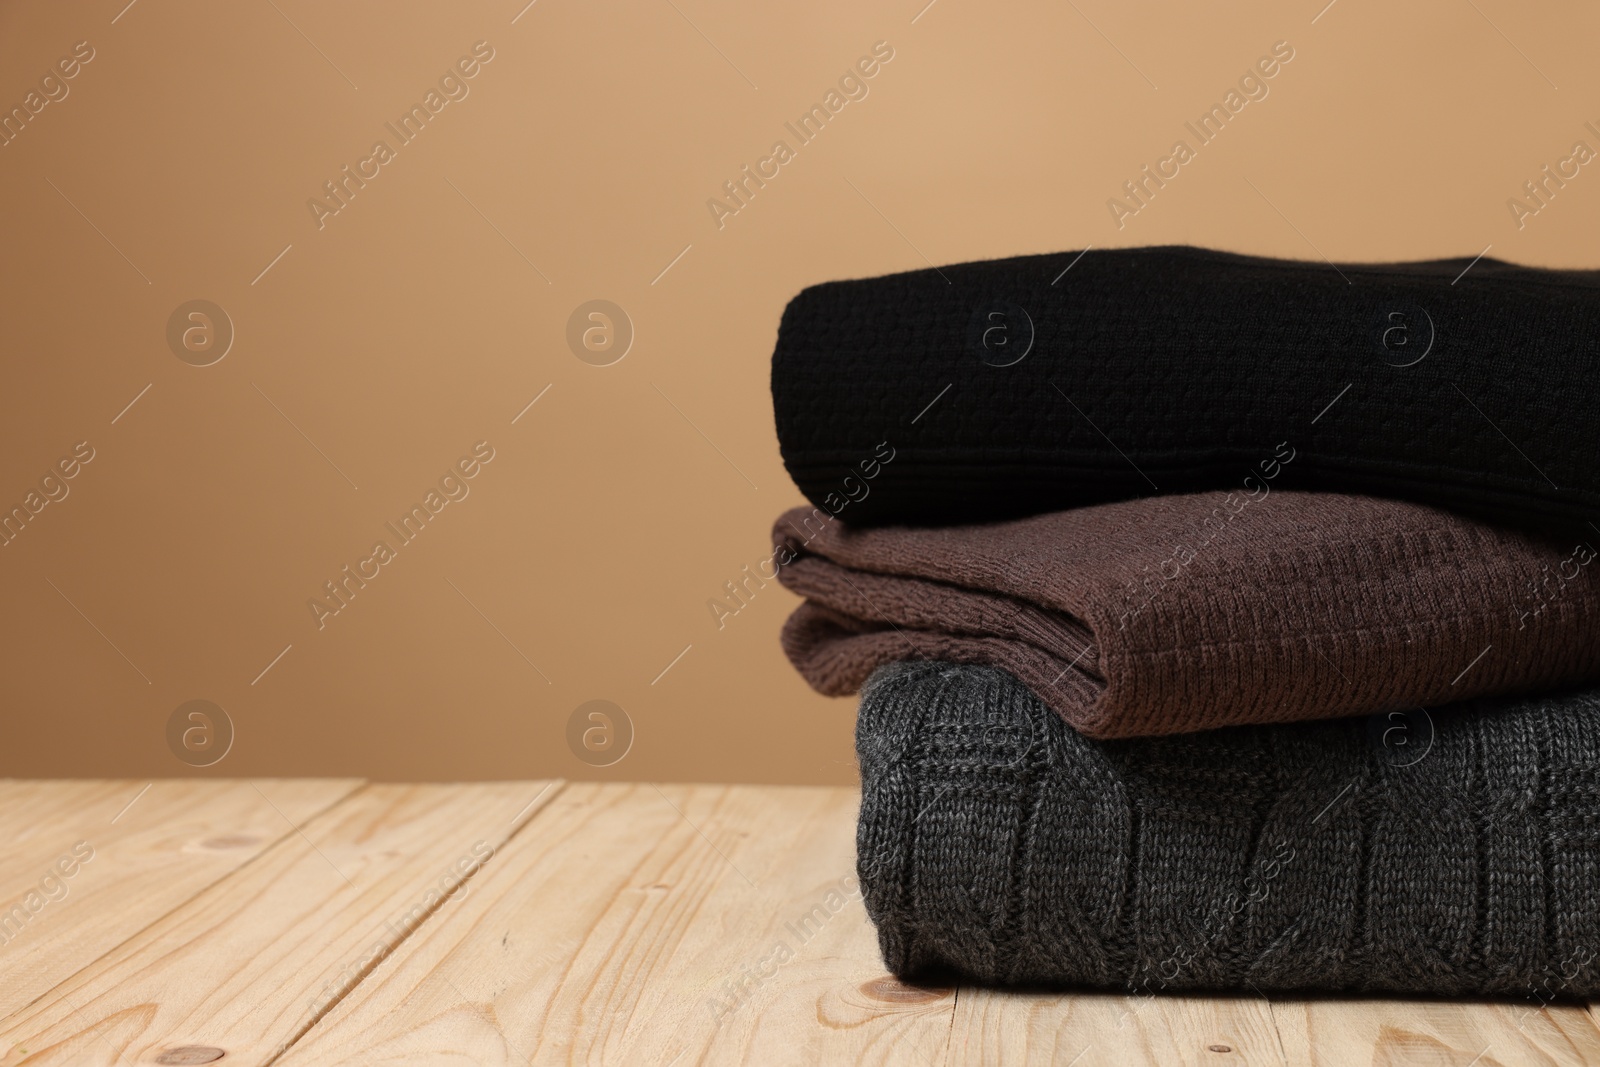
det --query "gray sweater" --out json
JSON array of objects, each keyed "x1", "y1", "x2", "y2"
[{"x1": 856, "y1": 661, "x2": 1600, "y2": 998}]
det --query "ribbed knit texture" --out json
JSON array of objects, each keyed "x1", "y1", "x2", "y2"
[
  {"x1": 776, "y1": 490, "x2": 1600, "y2": 738},
  {"x1": 772, "y1": 245, "x2": 1600, "y2": 531},
  {"x1": 857, "y1": 661, "x2": 1600, "y2": 997}
]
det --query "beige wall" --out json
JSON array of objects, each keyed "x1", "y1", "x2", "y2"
[{"x1": 1, "y1": 0, "x2": 1595, "y2": 783}]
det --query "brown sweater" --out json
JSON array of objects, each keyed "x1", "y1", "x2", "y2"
[{"x1": 774, "y1": 490, "x2": 1600, "y2": 738}]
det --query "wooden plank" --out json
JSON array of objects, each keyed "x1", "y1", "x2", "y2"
[
  {"x1": 1275, "y1": 998, "x2": 1600, "y2": 1066},
  {"x1": 946, "y1": 988, "x2": 1283, "y2": 1066},
  {"x1": 0, "y1": 781, "x2": 134, "y2": 879},
  {"x1": 0, "y1": 778, "x2": 362, "y2": 1024},
  {"x1": 0, "y1": 781, "x2": 562, "y2": 1067},
  {"x1": 273, "y1": 783, "x2": 957, "y2": 1066},
  {"x1": 947, "y1": 965, "x2": 1600, "y2": 1066},
  {"x1": 11, "y1": 780, "x2": 1590, "y2": 1066}
]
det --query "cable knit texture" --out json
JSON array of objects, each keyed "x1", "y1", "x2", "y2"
[
  {"x1": 856, "y1": 661, "x2": 1600, "y2": 997},
  {"x1": 775, "y1": 491, "x2": 1600, "y2": 738},
  {"x1": 772, "y1": 245, "x2": 1600, "y2": 531}
]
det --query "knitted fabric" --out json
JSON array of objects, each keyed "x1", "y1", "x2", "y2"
[
  {"x1": 772, "y1": 245, "x2": 1600, "y2": 531},
  {"x1": 856, "y1": 661, "x2": 1600, "y2": 997},
  {"x1": 775, "y1": 491, "x2": 1600, "y2": 738}
]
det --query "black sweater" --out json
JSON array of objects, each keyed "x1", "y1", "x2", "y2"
[{"x1": 772, "y1": 246, "x2": 1600, "y2": 531}]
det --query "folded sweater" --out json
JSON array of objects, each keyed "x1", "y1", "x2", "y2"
[
  {"x1": 772, "y1": 245, "x2": 1600, "y2": 531},
  {"x1": 776, "y1": 490, "x2": 1600, "y2": 738},
  {"x1": 857, "y1": 661, "x2": 1600, "y2": 998}
]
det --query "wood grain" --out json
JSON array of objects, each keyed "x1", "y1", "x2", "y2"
[
  {"x1": 274, "y1": 783, "x2": 955, "y2": 1066},
  {"x1": 946, "y1": 988, "x2": 1284, "y2": 1066},
  {"x1": 0, "y1": 778, "x2": 361, "y2": 1024},
  {"x1": 5, "y1": 781, "x2": 1598, "y2": 1066},
  {"x1": 0, "y1": 781, "x2": 560, "y2": 1067},
  {"x1": 946, "y1": 982, "x2": 1600, "y2": 1066},
  {"x1": 1274, "y1": 997, "x2": 1600, "y2": 1066}
]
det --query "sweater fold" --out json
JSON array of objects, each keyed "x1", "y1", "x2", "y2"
[
  {"x1": 776, "y1": 490, "x2": 1600, "y2": 737},
  {"x1": 856, "y1": 661, "x2": 1600, "y2": 998},
  {"x1": 772, "y1": 245, "x2": 1600, "y2": 530}
]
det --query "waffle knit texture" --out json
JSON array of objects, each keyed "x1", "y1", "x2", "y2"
[
  {"x1": 772, "y1": 245, "x2": 1600, "y2": 532},
  {"x1": 775, "y1": 490, "x2": 1600, "y2": 738},
  {"x1": 856, "y1": 661, "x2": 1600, "y2": 997}
]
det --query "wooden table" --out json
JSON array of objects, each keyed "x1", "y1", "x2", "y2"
[{"x1": 1, "y1": 781, "x2": 1596, "y2": 1066}]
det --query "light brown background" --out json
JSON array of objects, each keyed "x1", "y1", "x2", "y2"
[{"x1": 1, "y1": 0, "x2": 1595, "y2": 783}]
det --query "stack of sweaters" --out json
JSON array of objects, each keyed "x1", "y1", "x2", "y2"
[{"x1": 767, "y1": 246, "x2": 1600, "y2": 999}]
